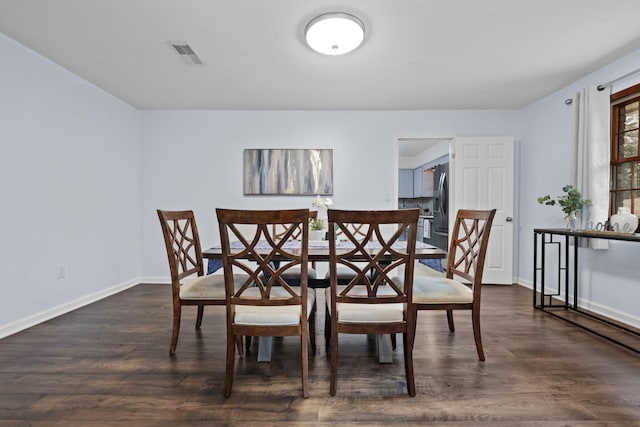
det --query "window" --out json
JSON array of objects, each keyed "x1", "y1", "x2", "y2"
[{"x1": 610, "y1": 83, "x2": 640, "y2": 216}]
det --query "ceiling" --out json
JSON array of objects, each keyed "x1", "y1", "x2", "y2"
[{"x1": 2, "y1": 0, "x2": 640, "y2": 111}]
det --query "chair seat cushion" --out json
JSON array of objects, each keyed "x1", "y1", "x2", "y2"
[
  {"x1": 281, "y1": 266, "x2": 318, "y2": 280},
  {"x1": 325, "y1": 286, "x2": 404, "y2": 323},
  {"x1": 412, "y1": 276, "x2": 473, "y2": 304},
  {"x1": 180, "y1": 274, "x2": 248, "y2": 300},
  {"x1": 323, "y1": 265, "x2": 363, "y2": 281},
  {"x1": 234, "y1": 287, "x2": 316, "y2": 326}
]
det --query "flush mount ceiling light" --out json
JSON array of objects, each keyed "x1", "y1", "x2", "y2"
[{"x1": 305, "y1": 12, "x2": 365, "y2": 55}]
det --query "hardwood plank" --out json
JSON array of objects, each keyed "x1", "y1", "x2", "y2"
[{"x1": 0, "y1": 284, "x2": 639, "y2": 425}]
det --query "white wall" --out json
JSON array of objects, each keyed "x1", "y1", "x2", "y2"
[
  {"x1": 0, "y1": 34, "x2": 141, "y2": 336},
  {"x1": 139, "y1": 110, "x2": 518, "y2": 279},
  {"x1": 517, "y1": 48, "x2": 640, "y2": 327},
  {"x1": 3, "y1": 27, "x2": 640, "y2": 336}
]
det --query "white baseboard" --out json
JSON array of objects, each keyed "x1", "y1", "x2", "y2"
[
  {"x1": 515, "y1": 276, "x2": 533, "y2": 289},
  {"x1": 0, "y1": 278, "x2": 142, "y2": 339},
  {"x1": 141, "y1": 276, "x2": 172, "y2": 285}
]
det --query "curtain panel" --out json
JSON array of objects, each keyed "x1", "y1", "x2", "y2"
[{"x1": 570, "y1": 85, "x2": 611, "y2": 249}]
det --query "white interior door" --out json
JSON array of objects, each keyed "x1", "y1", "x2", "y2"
[{"x1": 451, "y1": 136, "x2": 514, "y2": 284}]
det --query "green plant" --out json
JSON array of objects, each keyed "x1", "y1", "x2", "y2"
[
  {"x1": 537, "y1": 185, "x2": 592, "y2": 216},
  {"x1": 309, "y1": 217, "x2": 326, "y2": 231}
]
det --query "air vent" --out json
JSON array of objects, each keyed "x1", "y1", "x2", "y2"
[{"x1": 168, "y1": 41, "x2": 205, "y2": 66}]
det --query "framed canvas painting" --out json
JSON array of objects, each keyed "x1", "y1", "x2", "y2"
[{"x1": 243, "y1": 149, "x2": 333, "y2": 195}]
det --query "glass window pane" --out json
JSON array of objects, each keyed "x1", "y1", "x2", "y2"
[
  {"x1": 614, "y1": 190, "x2": 632, "y2": 211},
  {"x1": 622, "y1": 101, "x2": 639, "y2": 131},
  {"x1": 618, "y1": 130, "x2": 638, "y2": 158},
  {"x1": 636, "y1": 162, "x2": 640, "y2": 189},
  {"x1": 615, "y1": 162, "x2": 632, "y2": 189}
]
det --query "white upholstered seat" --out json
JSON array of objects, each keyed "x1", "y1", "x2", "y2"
[
  {"x1": 325, "y1": 285, "x2": 403, "y2": 323},
  {"x1": 412, "y1": 276, "x2": 473, "y2": 304},
  {"x1": 235, "y1": 287, "x2": 316, "y2": 325},
  {"x1": 180, "y1": 274, "x2": 248, "y2": 300}
]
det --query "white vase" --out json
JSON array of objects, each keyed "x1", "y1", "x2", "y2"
[
  {"x1": 309, "y1": 230, "x2": 325, "y2": 241},
  {"x1": 610, "y1": 207, "x2": 638, "y2": 233}
]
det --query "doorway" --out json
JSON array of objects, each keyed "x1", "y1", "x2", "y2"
[{"x1": 396, "y1": 137, "x2": 452, "y2": 247}]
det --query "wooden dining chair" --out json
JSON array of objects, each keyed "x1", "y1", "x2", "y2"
[
  {"x1": 158, "y1": 209, "x2": 246, "y2": 355},
  {"x1": 412, "y1": 209, "x2": 496, "y2": 361},
  {"x1": 271, "y1": 210, "x2": 319, "y2": 284},
  {"x1": 326, "y1": 208, "x2": 420, "y2": 396},
  {"x1": 323, "y1": 220, "x2": 372, "y2": 285},
  {"x1": 216, "y1": 208, "x2": 316, "y2": 398}
]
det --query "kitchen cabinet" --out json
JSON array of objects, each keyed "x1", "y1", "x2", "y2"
[
  {"x1": 398, "y1": 169, "x2": 413, "y2": 198},
  {"x1": 412, "y1": 165, "x2": 434, "y2": 197},
  {"x1": 422, "y1": 167, "x2": 434, "y2": 197},
  {"x1": 413, "y1": 168, "x2": 423, "y2": 197}
]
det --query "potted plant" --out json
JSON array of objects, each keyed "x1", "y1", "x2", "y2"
[
  {"x1": 537, "y1": 185, "x2": 591, "y2": 231},
  {"x1": 310, "y1": 195, "x2": 332, "y2": 240}
]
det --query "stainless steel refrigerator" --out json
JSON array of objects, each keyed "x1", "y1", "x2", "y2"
[{"x1": 430, "y1": 162, "x2": 449, "y2": 251}]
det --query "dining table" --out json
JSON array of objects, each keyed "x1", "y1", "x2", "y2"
[{"x1": 202, "y1": 239, "x2": 446, "y2": 363}]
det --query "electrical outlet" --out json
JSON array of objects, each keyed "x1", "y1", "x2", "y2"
[{"x1": 56, "y1": 266, "x2": 65, "y2": 279}]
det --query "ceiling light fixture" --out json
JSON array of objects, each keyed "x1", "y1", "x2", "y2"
[{"x1": 305, "y1": 12, "x2": 365, "y2": 56}]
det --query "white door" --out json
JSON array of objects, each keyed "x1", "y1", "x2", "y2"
[{"x1": 451, "y1": 136, "x2": 514, "y2": 284}]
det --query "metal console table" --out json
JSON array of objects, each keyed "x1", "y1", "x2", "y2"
[{"x1": 533, "y1": 228, "x2": 640, "y2": 353}]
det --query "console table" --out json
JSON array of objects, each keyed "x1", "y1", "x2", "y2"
[{"x1": 533, "y1": 228, "x2": 640, "y2": 353}]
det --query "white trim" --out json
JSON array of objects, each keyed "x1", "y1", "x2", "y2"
[
  {"x1": 516, "y1": 277, "x2": 533, "y2": 289},
  {"x1": 0, "y1": 278, "x2": 141, "y2": 339},
  {"x1": 142, "y1": 276, "x2": 172, "y2": 285}
]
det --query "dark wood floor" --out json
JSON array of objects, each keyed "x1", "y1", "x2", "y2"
[{"x1": 1, "y1": 283, "x2": 639, "y2": 426}]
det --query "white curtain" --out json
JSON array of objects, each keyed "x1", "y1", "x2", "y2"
[{"x1": 570, "y1": 84, "x2": 610, "y2": 249}]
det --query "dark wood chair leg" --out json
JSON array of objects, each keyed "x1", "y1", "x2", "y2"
[
  {"x1": 235, "y1": 336, "x2": 244, "y2": 355},
  {"x1": 195, "y1": 304, "x2": 204, "y2": 329},
  {"x1": 403, "y1": 331, "x2": 416, "y2": 397},
  {"x1": 223, "y1": 331, "x2": 236, "y2": 398},
  {"x1": 301, "y1": 331, "x2": 310, "y2": 398},
  {"x1": 390, "y1": 333, "x2": 396, "y2": 350},
  {"x1": 446, "y1": 309, "x2": 455, "y2": 332},
  {"x1": 309, "y1": 300, "x2": 317, "y2": 352},
  {"x1": 472, "y1": 307, "x2": 485, "y2": 361},
  {"x1": 324, "y1": 305, "x2": 331, "y2": 354},
  {"x1": 330, "y1": 324, "x2": 338, "y2": 396},
  {"x1": 170, "y1": 304, "x2": 181, "y2": 355}
]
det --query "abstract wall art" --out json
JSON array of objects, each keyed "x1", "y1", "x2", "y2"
[{"x1": 243, "y1": 149, "x2": 333, "y2": 195}]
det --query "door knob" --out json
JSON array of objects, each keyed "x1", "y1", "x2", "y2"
[{"x1": 506, "y1": 217, "x2": 513, "y2": 222}]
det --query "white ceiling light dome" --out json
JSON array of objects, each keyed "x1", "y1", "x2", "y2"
[{"x1": 305, "y1": 12, "x2": 365, "y2": 56}]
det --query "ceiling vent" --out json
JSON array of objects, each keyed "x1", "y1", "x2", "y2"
[{"x1": 168, "y1": 41, "x2": 205, "y2": 66}]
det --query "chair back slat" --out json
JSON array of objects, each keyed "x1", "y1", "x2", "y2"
[
  {"x1": 272, "y1": 210, "x2": 317, "y2": 240},
  {"x1": 335, "y1": 222, "x2": 370, "y2": 240},
  {"x1": 157, "y1": 210, "x2": 204, "y2": 289},
  {"x1": 328, "y1": 209, "x2": 420, "y2": 305},
  {"x1": 446, "y1": 209, "x2": 496, "y2": 289},
  {"x1": 217, "y1": 208, "x2": 309, "y2": 308}
]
